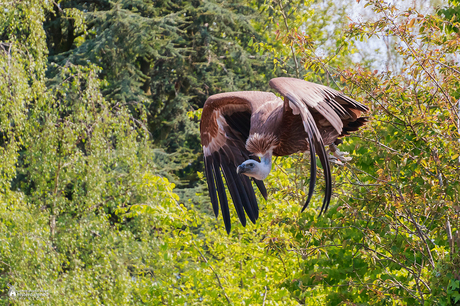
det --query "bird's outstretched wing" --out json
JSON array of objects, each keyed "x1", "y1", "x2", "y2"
[
  {"x1": 269, "y1": 77, "x2": 368, "y2": 214},
  {"x1": 200, "y1": 92, "x2": 272, "y2": 234}
]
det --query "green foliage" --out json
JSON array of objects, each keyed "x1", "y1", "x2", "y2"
[
  {"x1": 283, "y1": 0, "x2": 460, "y2": 304},
  {"x1": 0, "y1": 1, "x2": 194, "y2": 304},
  {"x1": 43, "y1": 0, "x2": 287, "y2": 202},
  {"x1": 253, "y1": 0, "x2": 358, "y2": 84},
  {"x1": 46, "y1": 0, "x2": 277, "y2": 148},
  {"x1": 439, "y1": 0, "x2": 460, "y2": 33},
  {"x1": 2, "y1": 0, "x2": 460, "y2": 305}
]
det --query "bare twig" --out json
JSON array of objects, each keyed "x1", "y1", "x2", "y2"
[
  {"x1": 379, "y1": 3, "x2": 459, "y2": 125},
  {"x1": 383, "y1": 268, "x2": 422, "y2": 303},
  {"x1": 432, "y1": 60, "x2": 460, "y2": 75},
  {"x1": 362, "y1": 245, "x2": 431, "y2": 293},
  {"x1": 277, "y1": 0, "x2": 299, "y2": 78},
  {"x1": 359, "y1": 136, "x2": 437, "y2": 178},
  {"x1": 405, "y1": 207, "x2": 435, "y2": 269},
  {"x1": 446, "y1": 218, "x2": 453, "y2": 259},
  {"x1": 192, "y1": 241, "x2": 231, "y2": 305},
  {"x1": 262, "y1": 286, "x2": 267, "y2": 305}
]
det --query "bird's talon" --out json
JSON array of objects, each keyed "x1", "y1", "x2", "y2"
[
  {"x1": 328, "y1": 154, "x2": 344, "y2": 165},
  {"x1": 333, "y1": 149, "x2": 352, "y2": 163}
]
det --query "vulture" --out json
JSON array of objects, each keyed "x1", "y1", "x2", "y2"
[{"x1": 200, "y1": 77, "x2": 368, "y2": 233}]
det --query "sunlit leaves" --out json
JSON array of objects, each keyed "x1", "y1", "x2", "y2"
[
  {"x1": 2, "y1": 0, "x2": 460, "y2": 305},
  {"x1": 276, "y1": 0, "x2": 460, "y2": 304}
]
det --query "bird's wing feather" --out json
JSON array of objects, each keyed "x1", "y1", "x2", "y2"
[
  {"x1": 200, "y1": 91, "x2": 275, "y2": 233},
  {"x1": 270, "y1": 78, "x2": 368, "y2": 133},
  {"x1": 269, "y1": 77, "x2": 368, "y2": 214},
  {"x1": 285, "y1": 93, "x2": 332, "y2": 214}
]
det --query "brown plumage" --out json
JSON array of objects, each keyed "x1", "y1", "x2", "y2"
[{"x1": 200, "y1": 77, "x2": 368, "y2": 233}]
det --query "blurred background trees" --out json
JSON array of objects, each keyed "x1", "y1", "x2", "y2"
[{"x1": 0, "y1": 0, "x2": 459, "y2": 305}]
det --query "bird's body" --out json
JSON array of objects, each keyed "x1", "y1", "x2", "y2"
[{"x1": 200, "y1": 77, "x2": 368, "y2": 233}]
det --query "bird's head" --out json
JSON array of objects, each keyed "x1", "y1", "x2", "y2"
[
  {"x1": 237, "y1": 156, "x2": 272, "y2": 181},
  {"x1": 237, "y1": 160, "x2": 257, "y2": 177}
]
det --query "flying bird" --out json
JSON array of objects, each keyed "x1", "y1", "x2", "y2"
[{"x1": 200, "y1": 77, "x2": 368, "y2": 233}]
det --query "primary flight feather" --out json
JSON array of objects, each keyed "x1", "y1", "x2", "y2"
[{"x1": 200, "y1": 77, "x2": 368, "y2": 233}]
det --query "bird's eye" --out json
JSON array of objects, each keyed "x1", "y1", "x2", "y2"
[{"x1": 249, "y1": 163, "x2": 254, "y2": 167}]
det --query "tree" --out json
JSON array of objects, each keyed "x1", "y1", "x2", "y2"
[
  {"x1": 1, "y1": 1, "x2": 190, "y2": 304},
  {"x1": 276, "y1": 0, "x2": 460, "y2": 304},
  {"x1": 43, "y1": 0, "x2": 284, "y2": 200},
  {"x1": 4, "y1": 0, "x2": 459, "y2": 305}
]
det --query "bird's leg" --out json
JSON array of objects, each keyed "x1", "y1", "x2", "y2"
[{"x1": 328, "y1": 143, "x2": 352, "y2": 165}]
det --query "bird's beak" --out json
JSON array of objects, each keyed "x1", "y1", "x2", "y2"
[{"x1": 236, "y1": 164, "x2": 245, "y2": 174}]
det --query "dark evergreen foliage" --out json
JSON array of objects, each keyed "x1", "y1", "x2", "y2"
[{"x1": 44, "y1": 0, "x2": 280, "y2": 200}]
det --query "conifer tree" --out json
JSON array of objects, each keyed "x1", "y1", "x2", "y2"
[
  {"x1": 45, "y1": 0, "x2": 280, "y2": 199},
  {"x1": 46, "y1": 0, "x2": 277, "y2": 148}
]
